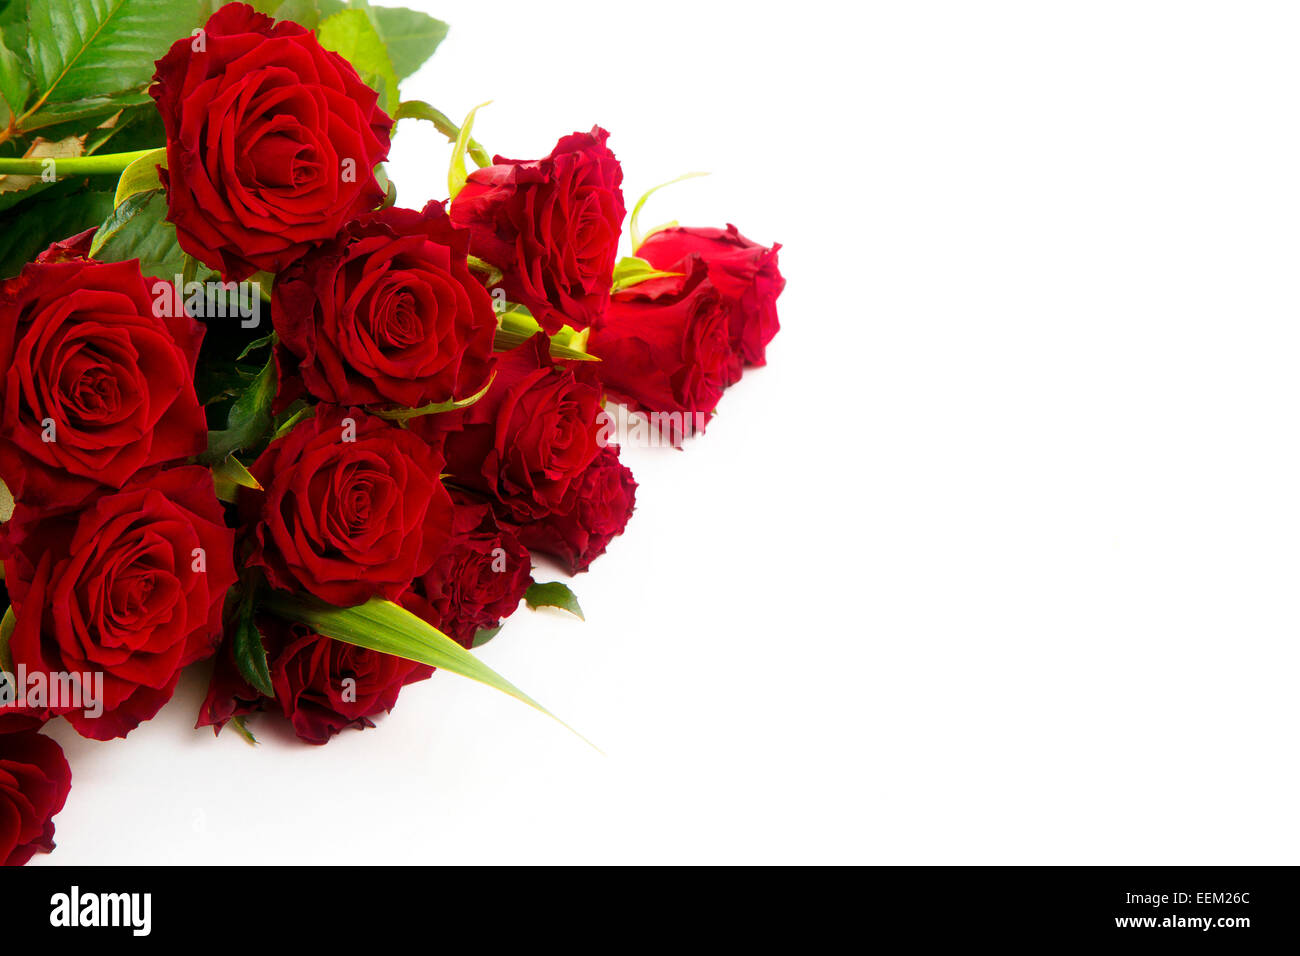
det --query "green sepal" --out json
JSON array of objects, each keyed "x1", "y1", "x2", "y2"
[
  {"x1": 611, "y1": 255, "x2": 683, "y2": 294},
  {"x1": 448, "y1": 101, "x2": 490, "y2": 200},
  {"x1": 629, "y1": 171, "x2": 709, "y2": 252},
  {"x1": 370, "y1": 373, "x2": 495, "y2": 423}
]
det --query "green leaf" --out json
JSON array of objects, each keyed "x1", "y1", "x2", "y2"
[
  {"x1": 263, "y1": 594, "x2": 595, "y2": 747},
  {"x1": 236, "y1": 332, "x2": 275, "y2": 362},
  {"x1": 369, "y1": 6, "x2": 447, "y2": 81},
  {"x1": 370, "y1": 372, "x2": 495, "y2": 423},
  {"x1": 88, "y1": 187, "x2": 188, "y2": 278},
  {"x1": 231, "y1": 586, "x2": 274, "y2": 697},
  {"x1": 0, "y1": 182, "x2": 114, "y2": 279},
  {"x1": 611, "y1": 255, "x2": 683, "y2": 294},
  {"x1": 317, "y1": 8, "x2": 398, "y2": 115},
  {"x1": 24, "y1": 0, "x2": 205, "y2": 112},
  {"x1": 20, "y1": 90, "x2": 152, "y2": 133},
  {"x1": 111, "y1": 145, "x2": 165, "y2": 206},
  {"x1": 201, "y1": 350, "x2": 277, "y2": 464},
  {"x1": 629, "y1": 171, "x2": 709, "y2": 251},
  {"x1": 472, "y1": 625, "x2": 502, "y2": 649},
  {"x1": 448, "y1": 101, "x2": 489, "y2": 199},
  {"x1": 227, "y1": 714, "x2": 258, "y2": 745},
  {"x1": 211, "y1": 455, "x2": 262, "y2": 503},
  {"x1": 525, "y1": 582, "x2": 584, "y2": 621},
  {"x1": 0, "y1": 24, "x2": 32, "y2": 123},
  {"x1": 270, "y1": 0, "x2": 320, "y2": 29},
  {"x1": 272, "y1": 403, "x2": 314, "y2": 440}
]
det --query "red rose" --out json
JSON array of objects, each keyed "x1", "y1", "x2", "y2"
[
  {"x1": 0, "y1": 732, "x2": 70, "y2": 866},
  {"x1": 637, "y1": 224, "x2": 785, "y2": 366},
  {"x1": 0, "y1": 259, "x2": 206, "y2": 509},
  {"x1": 588, "y1": 257, "x2": 737, "y2": 441},
  {"x1": 414, "y1": 336, "x2": 604, "y2": 522},
  {"x1": 242, "y1": 405, "x2": 453, "y2": 607},
  {"x1": 449, "y1": 127, "x2": 624, "y2": 334},
  {"x1": 1, "y1": 467, "x2": 237, "y2": 740},
  {"x1": 150, "y1": 3, "x2": 393, "y2": 280},
  {"x1": 516, "y1": 445, "x2": 637, "y2": 573},
  {"x1": 198, "y1": 617, "x2": 431, "y2": 746},
  {"x1": 273, "y1": 202, "x2": 496, "y2": 409},
  {"x1": 406, "y1": 489, "x2": 533, "y2": 646}
]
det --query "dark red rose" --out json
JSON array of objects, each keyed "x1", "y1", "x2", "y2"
[
  {"x1": 198, "y1": 617, "x2": 431, "y2": 746},
  {"x1": 151, "y1": 3, "x2": 393, "y2": 280},
  {"x1": 0, "y1": 731, "x2": 70, "y2": 866},
  {"x1": 242, "y1": 405, "x2": 453, "y2": 607},
  {"x1": 0, "y1": 259, "x2": 206, "y2": 509},
  {"x1": 449, "y1": 127, "x2": 624, "y2": 334},
  {"x1": 0, "y1": 467, "x2": 237, "y2": 740},
  {"x1": 414, "y1": 335, "x2": 604, "y2": 523},
  {"x1": 588, "y1": 257, "x2": 737, "y2": 442},
  {"x1": 406, "y1": 489, "x2": 533, "y2": 646},
  {"x1": 516, "y1": 445, "x2": 637, "y2": 573},
  {"x1": 273, "y1": 202, "x2": 496, "y2": 409},
  {"x1": 637, "y1": 224, "x2": 785, "y2": 366}
]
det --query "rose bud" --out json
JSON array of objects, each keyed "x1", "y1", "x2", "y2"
[
  {"x1": 273, "y1": 202, "x2": 496, "y2": 410},
  {"x1": 0, "y1": 467, "x2": 237, "y2": 740},
  {"x1": 587, "y1": 257, "x2": 737, "y2": 442},
  {"x1": 637, "y1": 224, "x2": 785, "y2": 367},
  {"x1": 198, "y1": 617, "x2": 431, "y2": 746},
  {"x1": 516, "y1": 445, "x2": 637, "y2": 574},
  {"x1": 0, "y1": 259, "x2": 207, "y2": 510},
  {"x1": 241, "y1": 405, "x2": 453, "y2": 607},
  {"x1": 150, "y1": 3, "x2": 393, "y2": 280},
  {"x1": 405, "y1": 489, "x2": 534, "y2": 646},
  {"x1": 414, "y1": 335, "x2": 604, "y2": 523},
  {"x1": 450, "y1": 127, "x2": 624, "y2": 334},
  {"x1": 0, "y1": 732, "x2": 71, "y2": 866}
]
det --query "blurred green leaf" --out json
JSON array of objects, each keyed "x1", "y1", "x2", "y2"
[
  {"x1": 317, "y1": 8, "x2": 398, "y2": 114},
  {"x1": 369, "y1": 6, "x2": 447, "y2": 81}
]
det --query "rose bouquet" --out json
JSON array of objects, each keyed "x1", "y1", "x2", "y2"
[{"x1": 0, "y1": 0, "x2": 783, "y2": 864}]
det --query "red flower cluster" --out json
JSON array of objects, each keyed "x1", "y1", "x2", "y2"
[{"x1": 0, "y1": 1, "x2": 782, "y2": 863}]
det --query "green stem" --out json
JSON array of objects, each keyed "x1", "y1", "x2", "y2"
[
  {"x1": 0, "y1": 148, "x2": 160, "y2": 177},
  {"x1": 394, "y1": 101, "x2": 491, "y2": 168}
]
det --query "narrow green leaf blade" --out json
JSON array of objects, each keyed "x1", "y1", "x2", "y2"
[
  {"x1": 629, "y1": 171, "x2": 709, "y2": 252},
  {"x1": 448, "y1": 101, "x2": 490, "y2": 199},
  {"x1": 264, "y1": 594, "x2": 595, "y2": 747},
  {"x1": 370, "y1": 372, "x2": 495, "y2": 423}
]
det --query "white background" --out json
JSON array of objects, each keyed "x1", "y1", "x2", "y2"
[{"x1": 35, "y1": 0, "x2": 1300, "y2": 863}]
